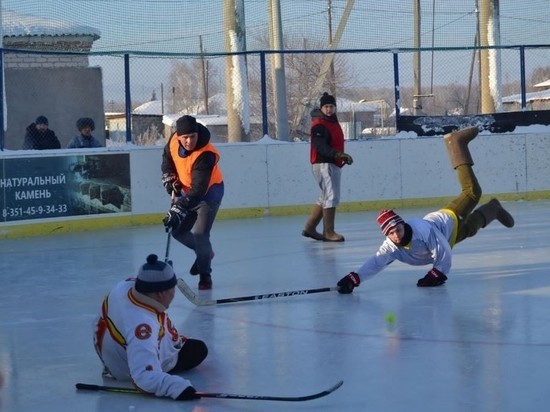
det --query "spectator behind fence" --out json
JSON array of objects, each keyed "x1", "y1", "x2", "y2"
[
  {"x1": 22, "y1": 115, "x2": 61, "y2": 150},
  {"x1": 67, "y1": 117, "x2": 103, "y2": 148}
]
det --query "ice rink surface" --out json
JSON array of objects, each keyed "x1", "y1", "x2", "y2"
[{"x1": 1, "y1": 199, "x2": 550, "y2": 412}]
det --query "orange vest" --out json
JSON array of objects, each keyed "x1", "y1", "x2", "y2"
[{"x1": 168, "y1": 135, "x2": 223, "y2": 193}]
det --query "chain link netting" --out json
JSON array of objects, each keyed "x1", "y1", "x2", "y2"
[{"x1": 1, "y1": 1, "x2": 549, "y2": 147}]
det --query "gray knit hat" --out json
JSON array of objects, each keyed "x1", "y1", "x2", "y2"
[{"x1": 135, "y1": 254, "x2": 177, "y2": 293}]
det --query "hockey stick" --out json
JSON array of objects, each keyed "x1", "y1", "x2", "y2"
[
  {"x1": 75, "y1": 380, "x2": 343, "y2": 402},
  {"x1": 164, "y1": 192, "x2": 175, "y2": 265},
  {"x1": 164, "y1": 228, "x2": 172, "y2": 264},
  {"x1": 177, "y1": 277, "x2": 339, "y2": 306}
]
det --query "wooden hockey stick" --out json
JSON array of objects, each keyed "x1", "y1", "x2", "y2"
[{"x1": 177, "y1": 277, "x2": 338, "y2": 306}]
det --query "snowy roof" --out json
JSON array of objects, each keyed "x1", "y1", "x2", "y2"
[
  {"x1": 132, "y1": 100, "x2": 164, "y2": 115},
  {"x1": 1, "y1": 9, "x2": 100, "y2": 38},
  {"x1": 336, "y1": 97, "x2": 378, "y2": 112},
  {"x1": 534, "y1": 79, "x2": 550, "y2": 89},
  {"x1": 162, "y1": 113, "x2": 262, "y2": 127},
  {"x1": 502, "y1": 89, "x2": 550, "y2": 104}
]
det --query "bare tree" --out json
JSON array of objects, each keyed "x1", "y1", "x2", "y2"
[
  {"x1": 248, "y1": 34, "x2": 355, "y2": 139},
  {"x1": 167, "y1": 58, "x2": 222, "y2": 114}
]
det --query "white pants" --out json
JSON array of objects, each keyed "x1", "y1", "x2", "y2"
[{"x1": 312, "y1": 163, "x2": 341, "y2": 208}]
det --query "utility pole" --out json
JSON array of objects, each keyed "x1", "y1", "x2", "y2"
[
  {"x1": 479, "y1": 0, "x2": 502, "y2": 113},
  {"x1": 199, "y1": 35, "x2": 209, "y2": 115},
  {"x1": 327, "y1": 0, "x2": 335, "y2": 95},
  {"x1": 223, "y1": 0, "x2": 250, "y2": 142},
  {"x1": 413, "y1": 0, "x2": 422, "y2": 115},
  {"x1": 290, "y1": 0, "x2": 355, "y2": 135},
  {"x1": 267, "y1": 0, "x2": 289, "y2": 140}
]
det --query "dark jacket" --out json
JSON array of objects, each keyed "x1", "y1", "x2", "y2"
[
  {"x1": 161, "y1": 123, "x2": 224, "y2": 209},
  {"x1": 67, "y1": 134, "x2": 103, "y2": 149},
  {"x1": 309, "y1": 109, "x2": 345, "y2": 166},
  {"x1": 23, "y1": 123, "x2": 61, "y2": 150}
]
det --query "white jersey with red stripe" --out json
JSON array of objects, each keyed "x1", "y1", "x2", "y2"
[
  {"x1": 93, "y1": 279, "x2": 190, "y2": 399},
  {"x1": 356, "y1": 210, "x2": 455, "y2": 281}
]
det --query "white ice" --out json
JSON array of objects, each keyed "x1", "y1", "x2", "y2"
[{"x1": 1, "y1": 200, "x2": 550, "y2": 412}]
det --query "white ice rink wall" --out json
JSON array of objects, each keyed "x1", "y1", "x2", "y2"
[{"x1": 1, "y1": 131, "x2": 549, "y2": 237}]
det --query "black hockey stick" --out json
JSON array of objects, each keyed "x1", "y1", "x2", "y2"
[
  {"x1": 164, "y1": 228, "x2": 172, "y2": 264},
  {"x1": 75, "y1": 380, "x2": 343, "y2": 402},
  {"x1": 177, "y1": 277, "x2": 339, "y2": 306},
  {"x1": 164, "y1": 192, "x2": 175, "y2": 265}
]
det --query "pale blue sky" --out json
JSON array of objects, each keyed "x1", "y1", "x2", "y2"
[
  {"x1": 3, "y1": 0, "x2": 549, "y2": 54},
  {"x1": 2, "y1": 0, "x2": 549, "y2": 101}
]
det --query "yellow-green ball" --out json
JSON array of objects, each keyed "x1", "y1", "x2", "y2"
[{"x1": 385, "y1": 312, "x2": 396, "y2": 324}]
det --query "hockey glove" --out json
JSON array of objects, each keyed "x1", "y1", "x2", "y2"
[
  {"x1": 163, "y1": 202, "x2": 188, "y2": 230},
  {"x1": 417, "y1": 268, "x2": 447, "y2": 287},
  {"x1": 337, "y1": 272, "x2": 360, "y2": 294},
  {"x1": 335, "y1": 152, "x2": 353, "y2": 165},
  {"x1": 162, "y1": 173, "x2": 183, "y2": 196},
  {"x1": 177, "y1": 386, "x2": 199, "y2": 401}
]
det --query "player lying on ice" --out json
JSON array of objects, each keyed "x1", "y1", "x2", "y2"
[
  {"x1": 337, "y1": 126, "x2": 515, "y2": 294},
  {"x1": 93, "y1": 254, "x2": 207, "y2": 400}
]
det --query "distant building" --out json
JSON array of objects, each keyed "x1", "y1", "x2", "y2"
[
  {"x1": 2, "y1": 10, "x2": 103, "y2": 150},
  {"x1": 131, "y1": 96, "x2": 166, "y2": 145},
  {"x1": 2, "y1": 9, "x2": 100, "y2": 68},
  {"x1": 502, "y1": 89, "x2": 550, "y2": 111}
]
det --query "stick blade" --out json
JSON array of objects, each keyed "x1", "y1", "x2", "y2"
[
  {"x1": 300, "y1": 380, "x2": 343, "y2": 401},
  {"x1": 76, "y1": 383, "x2": 100, "y2": 391},
  {"x1": 196, "y1": 380, "x2": 343, "y2": 402},
  {"x1": 177, "y1": 278, "x2": 215, "y2": 306}
]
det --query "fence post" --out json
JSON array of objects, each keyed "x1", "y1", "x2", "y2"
[
  {"x1": 124, "y1": 54, "x2": 132, "y2": 143},
  {"x1": 519, "y1": 46, "x2": 526, "y2": 111},
  {"x1": 393, "y1": 52, "x2": 401, "y2": 131},
  {"x1": 260, "y1": 51, "x2": 268, "y2": 137},
  {"x1": 0, "y1": 47, "x2": 4, "y2": 151}
]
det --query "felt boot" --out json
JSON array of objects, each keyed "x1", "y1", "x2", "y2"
[
  {"x1": 476, "y1": 198, "x2": 515, "y2": 228},
  {"x1": 302, "y1": 204, "x2": 325, "y2": 241},
  {"x1": 323, "y1": 207, "x2": 345, "y2": 242},
  {"x1": 444, "y1": 126, "x2": 478, "y2": 169}
]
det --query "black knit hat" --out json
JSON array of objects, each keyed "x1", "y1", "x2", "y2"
[
  {"x1": 176, "y1": 115, "x2": 199, "y2": 136},
  {"x1": 135, "y1": 254, "x2": 177, "y2": 293},
  {"x1": 320, "y1": 92, "x2": 336, "y2": 108},
  {"x1": 35, "y1": 115, "x2": 48, "y2": 125}
]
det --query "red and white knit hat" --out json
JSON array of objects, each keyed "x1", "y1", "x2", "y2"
[{"x1": 377, "y1": 209, "x2": 404, "y2": 236}]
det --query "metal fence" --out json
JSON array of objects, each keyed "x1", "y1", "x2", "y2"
[{"x1": 1, "y1": 44, "x2": 549, "y2": 149}]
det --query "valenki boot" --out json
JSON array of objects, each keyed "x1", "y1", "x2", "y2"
[
  {"x1": 302, "y1": 204, "x2": 325, "y2": 241},
  {"x1": 323, "y1": 207, "x2": 344, "y2": 242},
  {"x1": 444, "y1": 126, "x2": 478, "y2": 169},
  {"x1": 476, "y1": 198, "x2": 515, "y2": 228}
]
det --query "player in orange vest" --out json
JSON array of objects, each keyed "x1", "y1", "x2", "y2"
[{"x1": 161, "y1": 115, "x2": 224, "y2": 290}]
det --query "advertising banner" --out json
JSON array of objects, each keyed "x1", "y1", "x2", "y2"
[{"x1": 0, "y1": 153, "x2": 131, "y2": 222}]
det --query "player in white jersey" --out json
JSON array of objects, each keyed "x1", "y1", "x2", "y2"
[
  {"x1": 336, "y1": 126, "x2": 515, "y2": 293},
  {"x1": 93, "y1": 254, "x2": 207, "y2": 400}
]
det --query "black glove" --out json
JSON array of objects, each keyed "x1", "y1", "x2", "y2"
[
  {"x1": 417, "y1": 268, "x2": 447, "y2": 287},
  {"x1": 163, "y1": 202, "x2": 188, "y2": 230},
  {"x1": 162, "y1": 173, "x2": 183, "y2": 196},
  {"x1": 335, "y1": 152, "x2": 353, "y2": 165},
  {"x1": 337, "y1": 272, "x2": 360, "y2": 294},
  {"x1": 176, "y1": 386, "x2": 199, "y2": 401}
]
